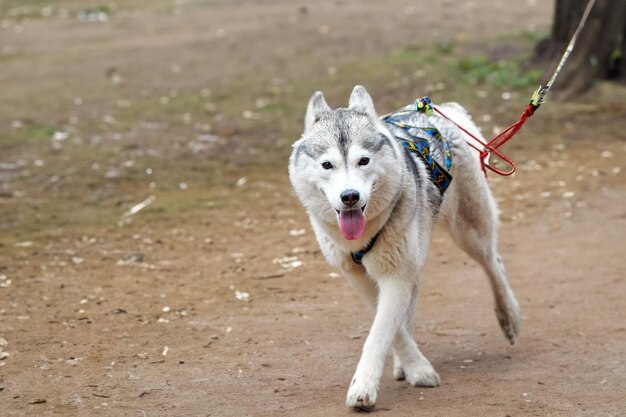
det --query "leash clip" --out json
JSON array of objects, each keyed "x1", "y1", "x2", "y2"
[
  {"x1": 414, "y1": 96, "x2": 433, "y2": 115},
  {"x1": 530, "y1": 85, "x2": 547, "y2": 109}
]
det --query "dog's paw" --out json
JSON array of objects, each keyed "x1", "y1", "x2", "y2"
[
  {"x1": 346, "y1": 374, "x2": 378, "y2": 411},
  {"x1": 392, "y1": 355, "x2": 405, "y2": 381},
  {"x1": 495, "y1": 296, "x2": 521, "y2": 345},
  {"x1": 393, "y1": 365, "x2": 405, "y2": 381},
  {"x1": 402, "y1": 360, "x2": 441, "y2": 387}
]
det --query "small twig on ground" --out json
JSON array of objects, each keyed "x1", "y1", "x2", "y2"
[
  {"x1": 118, "y1": 195, "x2": 155, "y2": 226},
  {"x1": 254, "y1": 272, "x2": 285, "y2": 280}
]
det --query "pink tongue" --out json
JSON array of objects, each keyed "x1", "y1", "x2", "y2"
[{"x1": 338, "y1": 209, "x2": 366, "y2": 240}]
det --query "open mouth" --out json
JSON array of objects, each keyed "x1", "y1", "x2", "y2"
[
  {"x1": 336, "y1": 205, "x2": 366, "y2": 240},
  {"x1": 335, "y1": 204, "x2": 366, "y2": 215}
]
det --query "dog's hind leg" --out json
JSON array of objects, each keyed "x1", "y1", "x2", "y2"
[{"x1": 443, "y1": 178, "x2": 521, "y2": 344}]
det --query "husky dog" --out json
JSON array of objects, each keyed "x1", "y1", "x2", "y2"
[{"x1": 288, "y1": 86, "x2": 521, "y2": 410}]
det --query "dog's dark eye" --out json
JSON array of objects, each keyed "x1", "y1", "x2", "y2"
[
  {"x1": 359, "y1": 157, "x2": 370, "y2": 166},
  {"x1": 321, "y1": 161, "x2": 333, "y2": 170}
]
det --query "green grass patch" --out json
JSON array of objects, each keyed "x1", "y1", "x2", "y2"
[
  {"x1": 457, "y1": 55, "x2": 542, "y2": 89},
  {"x1": 497, "y1": 29, "x2": 549, "y2": 45},
  {"x1": 0, "y1": 0, "x2": 49, "y2": 17},
  {"x1": 77, "y1": 4, "x2": 111, "y2": 14},
  {"x1": 0, "y1": 123, "x2": 60, "y2": 150},
  {"x1": 103, "y1": 37, "x2": 541, "y2": 154},
  {"x1": 0, "y1": 0, "x2": 155, "y2": 18}
]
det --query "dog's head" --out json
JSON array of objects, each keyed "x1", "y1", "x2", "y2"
[{"x1": 289, "y1": 86, "x2": 402, "y2": 241}]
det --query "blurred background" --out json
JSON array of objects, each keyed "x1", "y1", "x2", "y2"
[{"x1": 1, "y1": 1, "x2": 624, "y2": 415}]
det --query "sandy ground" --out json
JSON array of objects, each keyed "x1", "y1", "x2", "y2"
[{"x1": 1, "y1": 1, "x2": 625, "y2": 416}]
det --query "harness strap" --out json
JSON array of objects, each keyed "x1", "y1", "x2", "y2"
[
  {"x1": 351, "y1": 232, "x2": 380, "y2": 265},
  {"x1": 383, "y1": 109, "x2": 453, "y2": 193},
  {"x1": 398, "y1": 137, "x2": 452, "y2": 194}
]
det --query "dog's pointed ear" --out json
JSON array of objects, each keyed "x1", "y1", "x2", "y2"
[
  {"x1": 348, "y1": 85, "x2": 376, "y2": 116},
  {"x1": 305, "y1": 91, "x2": 331, "y2": 131}
]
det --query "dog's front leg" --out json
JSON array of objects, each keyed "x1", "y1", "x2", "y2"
[{"x1": 346, "y1": 276, "x2": 413, "y2": 410}]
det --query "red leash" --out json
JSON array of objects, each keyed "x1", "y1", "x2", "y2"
[
  {"x1": 433, "y1": 103, "x2": 536, "y2": 176},
  {"x1": 429, "y1": 0, "x2": 596, "y2": 177}
]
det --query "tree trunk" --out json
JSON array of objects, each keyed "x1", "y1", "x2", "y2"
[{"x1": 534, "y1": 0, "x2": 626, "y2": 99}]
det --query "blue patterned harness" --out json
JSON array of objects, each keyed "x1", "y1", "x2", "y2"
[{"x1": 382, "y1": 98, "x2": 453, "y2": 194}]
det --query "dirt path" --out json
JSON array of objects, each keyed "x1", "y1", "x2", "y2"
[
  {"x1": 1, "y1": 1, "x2": 626, "y2": 416},
  {"x1": 2, "y1": 149, "x2": 624, "y2": 417}
]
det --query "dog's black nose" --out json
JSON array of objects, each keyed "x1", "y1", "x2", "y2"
[{"x1": 340, "y1": 189, "x2": 360, "y2": 207}]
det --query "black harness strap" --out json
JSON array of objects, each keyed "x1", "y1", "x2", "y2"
[{"x1": 351, "y1": 232, "x2": 380, "y2": 265}]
